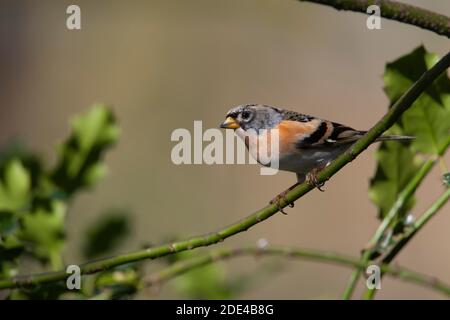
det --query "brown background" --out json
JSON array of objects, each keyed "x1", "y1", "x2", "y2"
[{"x1": 1, "y1": 0, "x2": 449, "y2": 299}]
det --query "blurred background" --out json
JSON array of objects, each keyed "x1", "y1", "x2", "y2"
[{"x1": 0, "y1": 0, "x2": 449, "y2": 299}]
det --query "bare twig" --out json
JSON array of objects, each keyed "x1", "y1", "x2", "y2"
[
  {"x1": 362, "y1": 188, "x2": 450, "y2": 299},
  {"x1": 144, "y1": 245, "x2": 450, "y2": 297},
  {"x1": 298, "y1": 0, "x2": 450, "y2": 38},
  {"x1": 343, "y1": 132, "x2": 450, "y2": 299}
]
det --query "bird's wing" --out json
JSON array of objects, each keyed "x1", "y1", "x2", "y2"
[
  {"x1": 323, "y1": 122, "x2": 366, "y2": 146},
  {"x1": 277, "y1": 111, "x2": 365, "y2": 149}
]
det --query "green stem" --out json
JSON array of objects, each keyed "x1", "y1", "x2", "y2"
[
  {"x1": 439, "y1": 157, "x2": 449, "y2": 174},
  {"x1": 1, "y1": 51, "x2": 449, "y2": 291},
  {"x1": 50, "y1": 252, "x2": 64, "y2": 271},
  {"x1": 343, "y1": 133, "x2": 450, "y2": 299},
  {"x1": 89, "y1": 289, "x2": 114, "y2": 300},
  {"x1": 297, "y1": 0, "x2": 450, "y2": 38},
  {"x1": 145, "y1": 245, "x2": 450, "y2": 297},
  {"x1": 342, "y1": 157, "x2": 435, "y2": 299},
  {"x1": 362, "y1": 188, "x2": 450, "y2": 299}
]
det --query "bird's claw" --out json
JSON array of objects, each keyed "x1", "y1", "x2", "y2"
[
  {"x1": 306, "y1": 169, "x2": 326, "y2": 192},
  {"x1": 269, "y1": 192, "x2": 294, "y2": 214}
]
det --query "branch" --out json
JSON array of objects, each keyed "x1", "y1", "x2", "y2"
[
  {"x1": 362, "y1": 188, "x2": 450, "y2": 299},
  {"x1": 1, "y1": 50, "x2": 449, "y2": 291},
  {"x1": 144, "y1": 245, "x2": 450, "y2": 297},
  {"x1": 343, "y1": 135, "x2": 450, "y2": 299},
  {"x1": 298, "y1": 0, "x2": 450, "y2": 38},
  {"x1": 343, "y1": 158, "x2": 435, "y2": 298}
]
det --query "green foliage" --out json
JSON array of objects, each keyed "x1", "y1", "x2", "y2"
[
  {"x1": 369, "y1": 126, "x2": 421, "y2": 220},
  {"x1": 370, "y1": 46, "x2": 450, "y2": 236},
  {"x1": 174, "y1": 264, "x2": 231, "y2": 299},
  {"x1": 383, "y1": 46, "x2": 450, "y2": 156},
  {"x1": 82, "y1": 209, "x2": 131, "y2": 259},
  {"x1": 168, "y1": 250, "x2": 283, "y2": 299},
  {"x1": 93, "y1": 264, "x2": 142, "y2": 299},
  {"x1": 444, "y1": 173, "x2": 450, "y2": 187},
  {"x1": 0, "y1": 159, "x2": 31, "y2": 211},
  {"x1": 18, "y1": 201, "x2": 66, "y2": 267},
  {"x1": 170, "y1": 251, "x2": 235, "y2": 299},
  {"x1": 52, "y1": 105, "x2": 119, "y2": 195},
  {"x1": 0, "y1": 105, "x2": 132, "y2": 300},
  {"x1": 0, "y1": 148, "x2": 43, "y2": 279}
]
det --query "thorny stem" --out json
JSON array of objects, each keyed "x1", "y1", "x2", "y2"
[
  {"x1": 143, "y1": 245, "x2": 450, "y2": 297},
  {"x1": 362, "y1": 188, "x2": 450, "y2": 299},
  {"x1": 298, "y1": 0, "x2": 450, "y2": 38},
  {"x1": 343, "y1": 137, "x2": 450, "y2": 299}
]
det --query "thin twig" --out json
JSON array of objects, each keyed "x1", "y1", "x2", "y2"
[
  {"x1": 144, "y1": 245, "x2": 450, "y2": 297},
  {"x1": 362, "y1": 188, "x2": 450, "y2": 299},
  {"x1": 298, "y1": 0, "x2": 450, "y2": 38},
  {"x1": 343, "y1": 137, "x2": 450, "y2": 299},
  {"x1": 342, "y1": 158, "x2": 435, "y2": 299}
]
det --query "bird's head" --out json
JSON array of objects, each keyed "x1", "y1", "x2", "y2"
[{"x1": 220, "y1": 104, "x2": 283, "y2": 131}]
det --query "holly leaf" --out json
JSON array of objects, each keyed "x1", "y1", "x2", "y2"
[
  {"x1": 444, "y1": 173, "x2": 450, "y2": 187},
  {"x1": 369, "y1": 125, "x2": 422, "y2": 221},
  {"x1": 384, "y1": 46, "x2": 450, "y2": 155},
  {"x1": 0, "y1": 211, "x2": 18, "y2": 235},
  {"x1": 51, "y1": 105, "x2": 119, "y2": 195},
  {"x1": 0, "y1": 159, "x2": 31, "y2": 212},
  {"x1": 18, "y1": 201, "x2": 66, "y2": 267},
  {"x1": 9, "y1": 282, "x2": 68, "y2": 300},
  {"x1": 370, "y1": 46, "x2": 450, "y2": 227},
  {"x1": 0, "y1": 234, "x2": 24, "y2": 279},
  {"x1": 0, "y1": 146, "x2": 44, "y2": 281},
  {"x1": 82, "y1": 209, "x2": 131, "y2": 259}
]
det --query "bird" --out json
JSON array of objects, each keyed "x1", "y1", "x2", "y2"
[{"x1": 220, "y1": 104, "x2": 413, "y2": 214}]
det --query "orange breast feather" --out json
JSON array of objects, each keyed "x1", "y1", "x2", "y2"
[{"x1": 276, "y1": 119, "x2": 321, "y2": 154}]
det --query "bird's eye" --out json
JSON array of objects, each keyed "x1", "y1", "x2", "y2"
[{"x1": 241, "y1": 111, "x2": 251, "y2": 120}]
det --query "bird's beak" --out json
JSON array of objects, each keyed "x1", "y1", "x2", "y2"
[{"x1": 220, "y1": 117, "x2": 240, "y2": 129}]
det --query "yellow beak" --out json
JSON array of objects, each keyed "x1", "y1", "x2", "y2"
[{"x1": 220, "y1": 117, "x2": 240, "y2": 129}]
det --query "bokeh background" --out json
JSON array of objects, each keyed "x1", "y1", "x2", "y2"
[{"x1": 1, "y1": 0, "x2": 449, "y2": 299}]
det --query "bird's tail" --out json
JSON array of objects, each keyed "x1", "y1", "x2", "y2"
[{"x1": 375, "y1": 134, "x2": 415, "y2": 142}]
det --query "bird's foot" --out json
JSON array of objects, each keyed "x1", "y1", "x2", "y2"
[
  {"x1": 306, "y1": 167, "x2": 326, "y2": 191},
  {"x1": 269, "y1": 185, "x2": 297, "y2": 215}
]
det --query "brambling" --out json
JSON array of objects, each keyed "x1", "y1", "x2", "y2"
[{"x1": 220, "y1": 104, "x2": 413, "y2": 213}]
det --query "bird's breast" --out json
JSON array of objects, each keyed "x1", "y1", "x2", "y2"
[{"x1": 235, "y1": 127, "x2": 350, "y2": 174}]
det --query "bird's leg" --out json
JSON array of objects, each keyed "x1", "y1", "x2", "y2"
[
  {"x1": 269, "y1": 183, "x2": 298, "y2": 214},
  {"x1": 306, "y1": 166, "x2": 326, "y2": 191},
  {"x1": 269, "y1": 173, "x2": 305, "y2": 214}
]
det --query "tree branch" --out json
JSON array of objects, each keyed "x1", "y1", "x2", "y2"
[
  {"x1": 343, "y1": 158, "x2": 435, "y2": 299},
  {"x1": 343, "y1": 132, "x2": 450, "y2": 299},
  {"x1": 144, "y1": 245, "x2": 450, "y2": 297},
  {"x1": 362, "y1": 187, "x2": 450, "y2": 299},
  {"x1": 0, "y1": 50, "x2": 449, "y2": 291},
  {"x1": 298, "y1": 0, "x2": 450, "y2": 38}
]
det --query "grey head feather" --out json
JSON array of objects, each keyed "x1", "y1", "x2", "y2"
[
  {"x1": 280, "y1": 110, "x2": 315, "y2": 122},
  {"x1": 225, "y1": 104, "x2": 284, "y2": 131}
]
